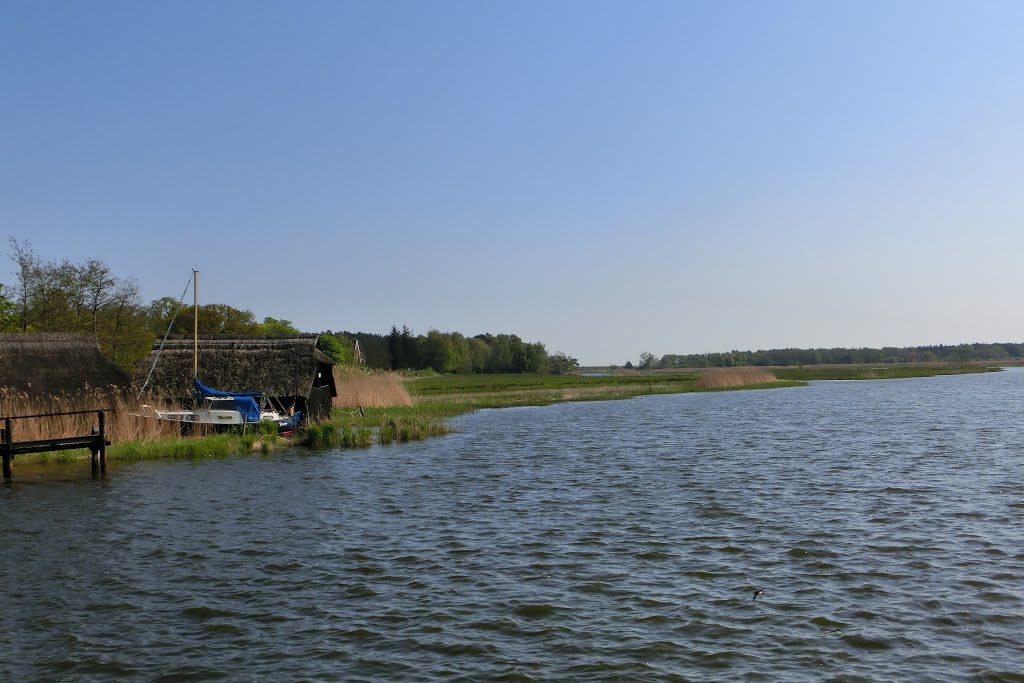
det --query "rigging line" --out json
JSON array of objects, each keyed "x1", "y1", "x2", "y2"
[{"x1": 136, "y1": 273, "x2": 195, "y2": 400}]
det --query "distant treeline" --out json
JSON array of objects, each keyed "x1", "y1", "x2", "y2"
[
  {"x1": 0, "y1": 238, "x2": 578, "y2": 375},
  {"x1": 329, "y1": 327, "x2": 579, "y2": 375},
  {"x1": 1, "y1": 238, "x2": 307, "y2": 371},
  {"x1": 653, "y1": 343, "x2": 1024, "y2": 369}
]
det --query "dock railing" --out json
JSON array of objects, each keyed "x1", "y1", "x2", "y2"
[{"x1": 2, "y1": 409, "x2": 111, "y2": 480}]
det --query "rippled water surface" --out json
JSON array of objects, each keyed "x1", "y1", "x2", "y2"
[{"x1": 4, "y1": 370, "x2": 1024, "y2": 681}]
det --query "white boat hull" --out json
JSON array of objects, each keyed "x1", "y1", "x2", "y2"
[{"x1": 141, "y1": 405, "x2": 297, "y2": 431}]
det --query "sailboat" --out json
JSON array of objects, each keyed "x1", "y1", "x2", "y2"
[
  {"x1": 140, "y1": 270, "x2": 302, "y2": 433},
  {"x1": 145, "y1": 379, "x2": 301, "y2": 432}
]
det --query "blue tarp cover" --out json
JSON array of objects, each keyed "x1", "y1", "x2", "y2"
[
  {"x1": 194, "y1": 379, "x2": 264, "y2": 423},
  {"x1": 193, "y1": 379, "x2": 263, "y2": 399},
  {"x1": 230, "y1": 397, "x2": 262, "y2": 423}
]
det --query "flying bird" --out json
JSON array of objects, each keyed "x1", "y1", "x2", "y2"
[{"x1": 753, "y1": 587, "x2": 765, "y2": 601}]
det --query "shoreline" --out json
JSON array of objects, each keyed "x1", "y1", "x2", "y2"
[{"x1": 9, "y1": 364, "x2": 998, "y2": 467}]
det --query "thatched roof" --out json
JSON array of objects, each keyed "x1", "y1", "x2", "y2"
[
  {"x1": 136, "y1": 334, "x2": 336, "y2": 399},
  {"x1": 0, "y1": 333, "x2": 132, "y2": 397}
]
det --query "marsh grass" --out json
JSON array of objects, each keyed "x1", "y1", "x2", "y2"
[
  {"x1": 377, "y1": 415, "x2": 451, "y2": 445},
  {"x1": 233, "y1": 421, "x2": 278, "y2": 451},
  {"x1": 303, "y1": 423, "x2": 340, "y2": 448},
  {"x1": 334, "y1": 368, "x2": 412, "y2": 408},
  {"x1": 408, "y1": 372, "x2": 699, "y2": 397},
  {"x1": 18, "y1": 432, "x2": 264, "y2": 463},
  {"x1": 343, "y1": 426, "x2": 374, "y2": 448},
  {"x1": 109, "y1": 434, "x2": 237, "y2": 460},
  {"x1": 697, "y1": 368, "x2": 779, "y2": 389}
]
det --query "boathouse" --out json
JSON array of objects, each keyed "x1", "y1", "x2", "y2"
[
  {"x1": 135, "y1": 334, "x2": 338, "y2": 420},
  {"x1": 0, "y1": 333, "x2": 132, "y2": 399}
]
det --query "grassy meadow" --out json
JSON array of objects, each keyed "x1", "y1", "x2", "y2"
[{"x1": 4, "y1": 362, "x2": 1000, "y2": 469}]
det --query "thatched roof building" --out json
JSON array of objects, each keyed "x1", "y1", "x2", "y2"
[
  {"x1": 136, "y1": 335, "x2": 337, "y2": 419},
  {"x1": 0, "y1": 333, "x2": 132, "y2": 398}
]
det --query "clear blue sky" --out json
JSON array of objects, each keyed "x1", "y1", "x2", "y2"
[{"x1": 3, "y1": 1, "x2": 1023, "y2": 365}]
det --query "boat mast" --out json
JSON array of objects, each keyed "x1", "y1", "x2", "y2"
[{"x1": 193, "y1": 269, "x2": 198, "y2": 380}]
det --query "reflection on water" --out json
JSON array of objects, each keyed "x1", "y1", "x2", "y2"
[{"x1": 3, "y1": 370, "x2": 1024, "y2": 680}]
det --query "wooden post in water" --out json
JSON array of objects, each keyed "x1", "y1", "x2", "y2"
[
  {"x1": 90, "y1": 432, "x2": 99, "y2": 476},
  {"x1": 98, "y1": 410, "x2": 107, "y2": 475},
  {"x1": 3, "y1": 418, "x2": 12, "y2": 480}
]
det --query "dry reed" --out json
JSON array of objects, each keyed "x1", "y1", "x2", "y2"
[
  {"x1": 333, "y1": 368, "x2": 412, "y2": 408},
  {"x1": 0, "y1": 387, "x2": 183, "y2": 443},
  {"x1": 696, "y1": 368, "x2": 778, "y2": 389}
]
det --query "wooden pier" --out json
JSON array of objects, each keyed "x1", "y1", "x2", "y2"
[{"x1": 2, "y1": 409, "x2": 110, "y2": 480}]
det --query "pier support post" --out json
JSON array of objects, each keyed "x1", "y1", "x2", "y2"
[
  {"x1": 3, "y1": 418, "x2": 12, "y2": 480},
  {"x1": 90, "y1": 425, "x2": 99, "y2": 476},
  {"x1": 98, "y1": 411, "x2": 107, "y2": 475}
]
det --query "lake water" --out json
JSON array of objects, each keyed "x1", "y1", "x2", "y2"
[{"x1": 4, "y1": 370, "x2": 1024, "y2": 681}]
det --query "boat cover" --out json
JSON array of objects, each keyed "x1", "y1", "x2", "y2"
[
  {"x1": 193, "y1": 379, "x2": 263, "y2": 399},
  {"x1": 193, "y1": 379, "x2": 264, "y2": 424}
]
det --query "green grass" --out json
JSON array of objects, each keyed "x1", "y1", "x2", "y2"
[
  {"x1": 13, "y1": 430, "x2": 288, "y2": 465},
  {"x1": 18, "y1": 434, "x2": 241, "y2": 464},
  {"x1": 407, "y1": 371, "x2": 702, "y2": 396},
  {"x1": 377, "y1": 415, "x2": 451, "y2": 444},
  {"x1": 111, "y1": 434, "x2": 238, "y2": 459}
]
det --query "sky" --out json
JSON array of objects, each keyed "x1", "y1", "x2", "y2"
[{"x1": 2, "y1": 1, "x2": 1023, "y2": 366}]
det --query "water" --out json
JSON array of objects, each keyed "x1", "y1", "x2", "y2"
[{"x1": 4, "y1": 370, "x2": 1024, "y2": 681}]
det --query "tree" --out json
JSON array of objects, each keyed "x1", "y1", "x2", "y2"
[
  {"x1": 467, "y1": 337, "x2": 490, "y2": 373},
  {"x1": 145, "y1": 297, "x2": 185, "y2": 336},
  {"x1": 0, "y1": 285, "x2": 18, "y2": 332},
  {"x1": 444, "y1": 332, "x2": 471, "y2": 373},
  {"x1": 197, "y1": 303, "x2": 260, "y2": 335},
  {"x1": 258, "y1": 317, "x2": 300, "y2": 335},
  {"x1": 9, "y1": 237, "x2": 41, "y2": 332},
  {"x1": 77, "y1": 258, "x2": 117, "y2": 335},
  {"x1": 103, "y1": 277, "x2": 150, "y2": 370},
  {"x1": 548, "y1": 352, "x2": 579, "y2": 375},
  {"x1": 420, "y1": 329, "x2": 451, "y2": 373},
  {"x1": 6, "y1": 239, "x2": 152, "y2": 371},
  {"x1": 525, "y1": 341, "x2": 548, "y2": 374},
  {"x1": 387, "y1": 326, "x2": 402, "y2": 370},
  {"x1": 639, "y1": 352, "x2": 656, "y2": 370},
  {"x1": 487, "y1": 334, "x2": 517, "y2": 372},
  {"x1": 144, "y1": 301, "x2": 259, "y2": 337},
  {"x1": 421, "y1": 329, "x2": 450, "y2": 373},
  {"x1": 341, "y1": 330, "x2": 390, "y2": 369},
  {"x1": 317, "y1": 333, "x2": 351, "y2": 365},
  {"x1": 7, "y1": 240, "x2": 78, "y2": 332},
  {"x1": 400, "y1": 325, "x2": 418, "y2": 369}
]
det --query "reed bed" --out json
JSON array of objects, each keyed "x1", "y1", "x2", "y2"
[
  {"x1": 378, "y1": 416, "x2": 451, "y2": 445},
  {"x1": 0, "y1": 387, "x2": 182, "y2": 444},
  {"x1": 303, "y1": 423, "x2": 374, "y2": 449},
  {"x1": 333, "y1": 368, "x2": 412, "y2": 408},
  {"x1": 110, "y1": 434, "x2": 237, "y2": 460},
  {"x1": 696, "y1": 368, "x2": 779, "y2": 389}
]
